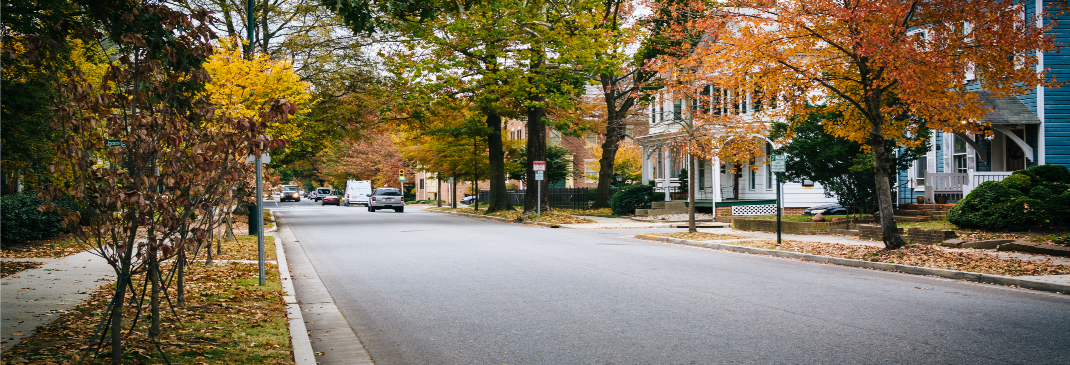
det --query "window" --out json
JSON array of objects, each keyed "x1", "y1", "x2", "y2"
[
  {"x1": 673, "y1": 100, "x2": 682, "y2": 121},
  {"x1": 749, "y1": 163, "x2": 756, "y2": 190},
  {"x1": 419, "y1": 179, "x2": 424, "y2": 189},
  {"x1": 953, "y1": 135, "x2": 968, "y2": 173},
  {"x1": 698, "y1": 160, "x2": 706, "y2": 190},
  {"x1": 713, "y1": 87, "x2": 724, "y2": 115},
  {"x1": 915, "y1": 158, "x2": 927, "y2": 188},
  {"x1": 765, "y1": 143, "x2": 774, "y2": 189},
  {"x1": 584, "y1": 159, "x2": 596, "y2": 183},
  {"x1": 585, "y1": 133, "x2": 597, "y2": 145},
  {"x1": 753, "y1": 86, "x2": 763, "y2": 112}
]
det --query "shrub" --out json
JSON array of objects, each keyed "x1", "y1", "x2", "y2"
[
  {"x1": 0, "y1": 192, "x2": 81, "y2": 246},
  {"x1": 948, "y1": 164, "x2": 1070, "y2": 230},
  {"x1": 610, "y1": 184, "x2": 653, "y2": 216}
]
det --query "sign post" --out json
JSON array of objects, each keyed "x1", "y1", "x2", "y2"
[
  {"x1": 533, "y1": 161, "x2": 545, "y2": 218},
  {"x1": 770, "y1": 155, "x2": 786, "y2": 247}
]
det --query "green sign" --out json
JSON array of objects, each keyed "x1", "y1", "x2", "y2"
[
  {"x1": 106, "y1": 140, "x2": 126, "y2": 148},
  {"x1": 535, "y1": 171, "x2": 544, "y2": 181},
  {"x1": 770, "y1": 154, "x2": 786, "y2": 173}
]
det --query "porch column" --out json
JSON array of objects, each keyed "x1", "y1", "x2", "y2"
[
  {"x1": 663, "y1": 147, "x2": 671, "y2": 202},
  {"x1": 712, "y1": 155, "x2": 721, "y2": 203},
  {"x1": 641, "y1": 146, "x2": 651, "y2": 185}
]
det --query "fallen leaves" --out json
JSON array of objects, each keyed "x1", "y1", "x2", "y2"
[
  {"x1": 1, "y1": 235, "x2": 87, "y2": 259},
  {"x1": 1, "y1": 261, "x2": 45, "y2": 278},
  {"x1": 650, "y1": 233, "x2": 1070, "y2": 277},
  {"x1": 2, "y1": 262, "x2": 290, "y2": 364}
]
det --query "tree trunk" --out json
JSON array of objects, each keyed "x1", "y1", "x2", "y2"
[
  {"x1": 593, "y1": 74, "x2": 636, "y2": 209},
  {"x1": 524, "y1": 102, "x2": 548, "y2": 214},
  {"x1": 436, "y1": 175, "x2": 442, "y2": 207},
  {"x1": 110, "y1": 270, "x2": 128, "y2": 365},
  {"x1": 177, "y1": 250, "x2": 186, "y2": 305},
  {"x1": 484, "y1": 114, "x2": 511, "y2": 213},
  {"x1": 869, "y1": 106, "x2": 907, "y2": 249},
  {"x1": 451, "y1": 176, "x2": 457, "y2": 209},
  {"x1": 149, "y1": 250, "x2": 160, "y2": 341},
  {"x1": 688, "y1": 155, "x2": 697, "y2": 233}
]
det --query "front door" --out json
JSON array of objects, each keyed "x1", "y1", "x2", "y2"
[{"x1": 1005, "y1": 129, "x2": 1026, "y2": 171}]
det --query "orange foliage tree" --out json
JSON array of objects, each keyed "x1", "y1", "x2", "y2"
[{"x1": 655, "y1": 0, "x2": 1059, "y2": 248}]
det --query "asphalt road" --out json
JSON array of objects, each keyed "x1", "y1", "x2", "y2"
[{"x1": 272, "y1": 201, "x2": 1070, "y2": 364}]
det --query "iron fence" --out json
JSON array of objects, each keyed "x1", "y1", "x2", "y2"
[{"x1": 477, "y1": 188, "x2": 591, "y2": 210}]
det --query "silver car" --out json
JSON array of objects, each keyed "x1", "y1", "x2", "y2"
[{"x1": 368, "y1": 187, "x2": 404, "y2": 213}]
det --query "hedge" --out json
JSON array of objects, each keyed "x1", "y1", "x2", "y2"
[
  {"x1": 948, "y1": 164, "x2": 1070, "y2": 230},
  {"x1": 1, "y1": 191, "x2": 82, "y2": 246}
]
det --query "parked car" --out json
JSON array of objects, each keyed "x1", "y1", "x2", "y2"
[
  {"x1": 368, "y1": 187, "x2": 405, "y2": 212},
  {"x1": 460, "y1": 195, "x2": 478, "y2": 205},
  {"x1": 802, "y1": 203, "x2": 853, "y2": 216},
  {"x1": 280, "y1": 187, "x2": 301, "y2": 202},
  {"x1": 312, "y1": 187, "x2": 332, "y2": 202},
  {"x1": 321, "y1": 194, "x2": 341, "y2": 206},
  {"x1": 344, "y1": 180, "x2": 372, "y2": 206}
]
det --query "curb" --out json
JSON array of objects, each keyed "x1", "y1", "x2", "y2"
[
  {"x1": 635, "y1": 234, "x2": 1070, "y2": 295},
  {"x1": 267, "y1": 229, "x2": 316, "y2": 365},
  {"x1": 426, "y1": 208, "x2": 561, "y2": 228}
]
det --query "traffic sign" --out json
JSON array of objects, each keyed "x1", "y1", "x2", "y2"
[
  {"x1": 533, "y1": 161, "x2": 546, "y2": 171},
  {"x1": 535, "y1": 171, "x2": 544, "y2": 181},
  {"x1": 770, "y1": 154, "x2": 786, "y2": 173}
]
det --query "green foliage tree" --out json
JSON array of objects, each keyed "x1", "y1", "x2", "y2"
[
  {"x1": 507, "y1": 145, "x2": 577, "y2": 188},
  {"x1": 770, "y1": 107, "x2": 928, "y2": 215}
]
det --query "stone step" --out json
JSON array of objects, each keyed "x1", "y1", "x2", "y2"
[{"x1": 893, "y1": 215, "x2": 931, "y2": 222}]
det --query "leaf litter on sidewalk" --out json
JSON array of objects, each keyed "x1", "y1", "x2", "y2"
[
  {"x1": 2, "y1": 261, "x2": 291, "y2": 364},
  {"x1": 652, "y1": 232, "x2": 1070, "y2": 277}
]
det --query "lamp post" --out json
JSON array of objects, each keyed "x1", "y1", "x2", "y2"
[{"x1": 614, "y1": 173, "x2": 623, "y2": 195}]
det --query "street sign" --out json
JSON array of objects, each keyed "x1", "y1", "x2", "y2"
[
  {"x1": 535, "y1": 171, "x2": 544, "y2": 181},
  {"x1": 533, "y1": 161, "x2": 546, "y2": 171},
  {"x1": 770, "y1": 154, "x2": 786, "y2": 173},
  {"x1": 106, "y1": 140, "x2": 126, "y2": 148},
  {"x1": 246, "y1": 153, "x2": 271, "y2": 164}
]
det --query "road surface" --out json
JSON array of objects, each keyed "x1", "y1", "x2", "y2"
[{"x1": 272, "y1": 201, "x2": 1070, "y2": 364}]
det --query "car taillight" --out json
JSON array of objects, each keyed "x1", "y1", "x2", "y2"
[
  {"x1": 346, "y1": 194, "x2": 349, "y2": 198},
  {"x1": 372, "y1": 197, "x2": 376, "y2": 201}
]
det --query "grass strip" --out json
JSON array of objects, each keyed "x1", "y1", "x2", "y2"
[
  {"x1": 2, "y1": 235, "x2": 86, "y2": 259},
  {"x1": 1, "y1": 261, "x2": 45, "y2": 278},
  {"x1": 446, "y1": 207, "x2": 595, "y2": 224},
  {"x1": 2, "y1": 261, "x2": 290, "y2": 364},
  {"x1": 649, "y1": 232, "x2": 1070, "y2": 277}
]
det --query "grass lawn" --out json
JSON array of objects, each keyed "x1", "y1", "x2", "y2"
[
  {"x1": 1, "y1": 261, "x2": 45, "y2": 278},
  {"x1": 2, "y1": 261, "x2": 290, "y2": 364},
  {"x1": 555, "y1": 207, "x2": 617, "y2": 217},
  {"x1": 648, "y1": 232, "x2": 1070, "y2": 277},
  {"x1": 2, "y1": 235, "x2": 87, "y2": 259}
]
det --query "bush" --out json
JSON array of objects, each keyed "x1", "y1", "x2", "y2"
[
  {"x1": 610, "y1": 184, "x2": 653, "y2": 216},
  {"x1": 947, "y1": 164, "x2": 1070, "y2": 230},
  {"x1": 0, "y1": 191, "x2": 81, "y2": 246}
]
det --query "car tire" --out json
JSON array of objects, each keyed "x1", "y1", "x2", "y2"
[{"x1": 395, "y1": 207, "x2": 403, "y2": 213}]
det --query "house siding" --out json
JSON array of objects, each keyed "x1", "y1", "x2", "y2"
[{"x1": 1045, "y1": 2, "x2": 1070, "y2": 166}]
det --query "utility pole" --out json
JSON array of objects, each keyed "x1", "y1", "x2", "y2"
[{"x1": 248, "y1": 0, "x2": 265, "y2": 287}]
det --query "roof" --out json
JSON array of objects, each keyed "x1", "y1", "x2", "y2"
[{"x1": 975, "y1": 90, "x2": 1041, "y2": 124}]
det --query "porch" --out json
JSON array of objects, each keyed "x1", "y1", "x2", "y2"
[{"x1": 920, "y1": 171, "x2": 1014, "y2": 203}]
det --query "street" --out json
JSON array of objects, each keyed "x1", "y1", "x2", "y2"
[{"x1": 272, "y1": 201, "x2": 1070, "y2": 364}]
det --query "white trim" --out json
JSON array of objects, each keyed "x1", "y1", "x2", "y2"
[
  {"x1": 1037, "y1": 0, "x2": 1046, "y2": 165},
  {"x1": 992, "y1": 125, "x2": 1034, "y2": 162}
]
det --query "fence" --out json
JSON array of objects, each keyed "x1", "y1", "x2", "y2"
[{"x1": 478, "y1": 188, "x2": 592, "y2": 210}]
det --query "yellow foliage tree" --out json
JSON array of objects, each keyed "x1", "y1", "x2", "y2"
[{"x1": 204, "y1": 38, "x2": 311, "y2": 142}]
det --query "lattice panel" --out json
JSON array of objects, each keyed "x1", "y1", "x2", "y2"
[{"x1": 731, "y1": 204, "x2": 777, "y2": 216}]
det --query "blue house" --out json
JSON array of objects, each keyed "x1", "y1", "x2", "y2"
[{"x1": 899, "y1": 0, "x2": 1069, "y2": 204}]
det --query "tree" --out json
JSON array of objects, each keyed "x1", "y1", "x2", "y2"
[
  {"x1": 771, "y1": 107, "x2": 929, "y2": 215},
  {"x1": 40, "y1": 3, "x2": 293, "y2": 362},
  {"x1": 584, "y1": 141, "x2": 642, "y2": 185},
  {"x1": 508, "y1": 145, "x2": 577, "y2": 188},
  {"x1": 660, "y1": 0, "x2": 1058, "y2": 248}
]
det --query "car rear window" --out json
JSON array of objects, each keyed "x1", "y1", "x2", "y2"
[{"x1": 376, "y1": 190, "x2": 402, "y2": 196}]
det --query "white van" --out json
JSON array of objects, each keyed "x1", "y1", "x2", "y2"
[{"x1": 344, "y1": 180, "x2": 372, "y2": 206}]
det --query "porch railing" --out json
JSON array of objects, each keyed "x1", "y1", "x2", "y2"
[{"x1": 964, "y1": 171, "x2": 1013, "y2": 195}]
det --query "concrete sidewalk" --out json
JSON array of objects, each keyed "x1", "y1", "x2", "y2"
[{"x1": 1, "y1": 251, "x2": 115, "y2": 352}]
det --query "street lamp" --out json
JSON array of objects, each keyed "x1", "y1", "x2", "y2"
[{"x1": 614, "y1": 173, "x2": 623, "y2": 195}]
